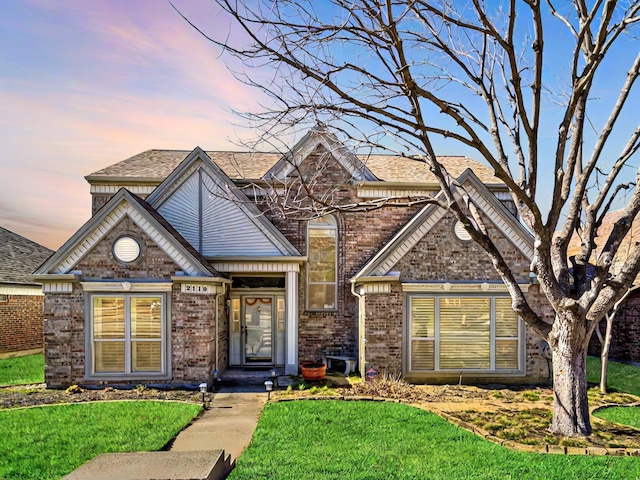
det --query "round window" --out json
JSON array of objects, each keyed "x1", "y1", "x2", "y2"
[
  {"x1": 454, "y1": 220, "x2": 472, "y2": 241},
  {"x1": 113, "y1": 236, "x2": 141, "y2": 263}
]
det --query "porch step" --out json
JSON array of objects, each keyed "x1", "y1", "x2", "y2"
[{"x1": 62, "y1": 450, "x2": 233, "y2": 480}]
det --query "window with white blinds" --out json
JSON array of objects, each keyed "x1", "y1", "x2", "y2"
[
  {"x1": 409, "y1": 295, "x2": 521, "y2": 372},
  {"x1": 92, "y1": 295, "x2": 165, "y2": 375}
]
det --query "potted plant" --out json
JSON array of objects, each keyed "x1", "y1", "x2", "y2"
[{"x1": 300, "y1": 361, "x2": 326, "y2": 381}]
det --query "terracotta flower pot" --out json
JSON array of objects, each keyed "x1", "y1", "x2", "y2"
[{"x1": 300, "y1": 361, "x2": 326, "y2": 381}]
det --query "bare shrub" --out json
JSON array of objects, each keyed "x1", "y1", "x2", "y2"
[{"x1": 348, "y1": 372, "x2": 419, "y2": 401}]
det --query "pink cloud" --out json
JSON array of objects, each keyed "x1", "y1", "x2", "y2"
[{"x1": 0, "y1": 1, "x2": 277, "y2": 249}]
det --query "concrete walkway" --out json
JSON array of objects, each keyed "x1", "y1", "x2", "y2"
[
  {"x1": 63, "y1": 372, "x2": 286, "y2": 479},
  {"x1": 170, "y1": 389, "x2": 267, "y2": 461}
]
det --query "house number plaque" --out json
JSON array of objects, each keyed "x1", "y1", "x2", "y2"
[{"x1": 181, "y1": 284, "x2": 211, "y2": 294}]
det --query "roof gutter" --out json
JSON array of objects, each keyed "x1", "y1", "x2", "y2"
[
  {"x1": 84, "y1": 175, "x2": 164, "y2": 184},
  {"x1": 350, "y1": 274, "x2": 401, "y2": 285}
]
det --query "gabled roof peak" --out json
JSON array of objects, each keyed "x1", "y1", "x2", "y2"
[
  {"x1": 353, "y1": 169, "x2": 531, "y2": 280},
  {"x1": 145, "y1": 148, "x2": 301, "y2": 258},
  {"x1": 35, "y1": 188, "x2": 222, "y2": 278},
  {"x1": 263, "y1": 126, "x2": 379, "y2": 182}
]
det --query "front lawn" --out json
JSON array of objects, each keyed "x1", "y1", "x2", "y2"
[
  {"x1": 0, "y1": 400, "x2": 201, "y2": 479},
  {"x1": 231, "y1": 401, "x2": 640, "y2": 480},
  {"x1": 595, "y1": 406, "x2": 640, "y2": 429},
  {"x1": 0, "y1": 353, "x2": 44, "y2": 386},
  {"x1": 587, "y1": 356, "x2": 640, "y2": 396}
]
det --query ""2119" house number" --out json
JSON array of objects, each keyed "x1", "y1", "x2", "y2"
[{"x1": 182, "y1": 284, "x2": 210, "y2": 294}]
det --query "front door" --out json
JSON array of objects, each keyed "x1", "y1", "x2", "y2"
[
  {"x1": 230, "y1": 295, "x2": 285, "y2": 367},
  {"x1": 244, "y1": 297, "x2": 273, "y2": 364}
]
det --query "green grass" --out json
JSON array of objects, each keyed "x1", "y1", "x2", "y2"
[
  {"x1": 0, "y1": 353, "x2": 44, "y2": 386},
  {"x1": 595, "y1": 407, "x2": 640, "y2": 429},
  {"x1": 231, "y1": 401, "x2": 640, "y2": 480},
  {"x1": 0, "y1": 400, "x2": 201, "y2": 479},
  {"x1": 587, "y1": 356, "x2": 640, "y2": 396}
]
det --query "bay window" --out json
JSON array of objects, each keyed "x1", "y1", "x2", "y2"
[
  {"x1": 91, "y1": 294, "x2": 166, "y2": 376},
  {"x1": 409, "y1": 295, "x2": 521, "y2": 373}
]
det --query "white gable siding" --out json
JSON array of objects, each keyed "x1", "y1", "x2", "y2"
[
  {"x1": 157, "y1": 168, "x2": 284, "y2": 257},
  {"x1": 156, "y1": 171, "x2": 201, "y2": 250},
  {"x1": 200, "y1": 171, "x2": 283, "y2": 256}
]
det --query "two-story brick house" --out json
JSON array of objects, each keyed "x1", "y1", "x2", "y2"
[{"x1": 34, "y1": 126, "x2": 550, "y2": 387}]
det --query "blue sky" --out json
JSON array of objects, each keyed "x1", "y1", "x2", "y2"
[{"x1": 1, "y1": 1, "x2": 638, "y2": 249}]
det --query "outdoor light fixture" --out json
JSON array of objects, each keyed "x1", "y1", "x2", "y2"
[
  {"x1": 212, "y1": 370, "x2": 220, "y2": 390},
  {"x1": 270, "y1": 369, "x2": 278, "y2": 390},
  {"x1": 264, "y1": 380, "x2": 274, "y2": 401},
  {"x1": 199, "y1": 382, "x2": 208, "y2": 407}
]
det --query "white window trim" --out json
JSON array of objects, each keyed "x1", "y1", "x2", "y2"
[
  {"x1": 81, "y1": 282, "x2": 173, "y2": 292},
  {"x1": 407, "y1": 294, "x2": 523, "y2": 374},
  {"x1": 85, "y1": 292, "x2": 171, "y2": 380},
  {"x1": 306, "y1": 215, "x2": 338, "y2": 311}
]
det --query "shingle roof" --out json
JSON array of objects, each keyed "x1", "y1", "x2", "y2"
[
  {"x1": 0, "y1": 227, "x2": 54, "y2": 285},
  {"x1": 88, "y1": 150, "x2": 280, "y2": 181},
  {"x1": 361, "y1": 154, "x2": 499, "y2": 184},
  {"x1": 87, "y1": 150, "x2": 499, "y2": 185},
  {"x1": 567, "y1": 209, "x2": 640, "y2": 280}
]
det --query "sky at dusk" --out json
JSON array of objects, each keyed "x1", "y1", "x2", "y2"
[
  {"x1": 1, "y1": 1, "x2": 638, "y2": 251},
  {"x1": 0, "y1": 0, "x2": 261, "y2": 249}
]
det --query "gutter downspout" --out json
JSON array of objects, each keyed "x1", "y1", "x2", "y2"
[{"x1": 351, "y1": 281, "x2": 366, "y2": 377}]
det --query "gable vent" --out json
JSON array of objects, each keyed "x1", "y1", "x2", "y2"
[
  {"x1": 454, "y1": 221, "x2": 472, "y2": 241},
  {"x1": 113, "y1": 236, "x2": 141, "y2": 263}
]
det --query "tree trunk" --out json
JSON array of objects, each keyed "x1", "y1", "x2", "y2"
[
  {"x1": 600, "y1": 348, "x2": 609, "y2": 395},
  {"x1": 549, "y1": 317, "x2": 591, "y2": 436}
]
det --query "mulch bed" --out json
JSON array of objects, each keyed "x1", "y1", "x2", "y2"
[{"x1": 0, "y1": 384, "x2": 201, "y2": 410}]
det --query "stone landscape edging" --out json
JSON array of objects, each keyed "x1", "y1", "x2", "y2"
[
  {"x1": 271, "y1": 394, "x2": 640, "y2": 456},
  {"x1": 0, "y1": 397, "x2": 201, "y2": 413}
]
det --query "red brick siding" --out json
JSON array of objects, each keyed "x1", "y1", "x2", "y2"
[
  {"x1": 360, "y1": 211, "x2": 549, "y2": 383},
  {"x1": 44, "y1": 215, "x2": 220, "y2": 387},
  {"x1": 262, "y1": 146, "x2": 420, "y2": 361},
  {"x1": 216, "y1": 294, "x2": 229, "y2": 372},
  {"x1": 0, "y1": 294, "x2": 44, "y2": 355},
  {"x1": 393, "y1": 211, "x2": 530, "y2": 282},
  {"x1": 92, "y1": 192, "x2": 150, "y2": 215},
  {"x1": 363, "y1": 286, "x2": 404, "y2": 373},
  {"x1": 588, "y1": 293, "x2": 640, "y2": 362}
]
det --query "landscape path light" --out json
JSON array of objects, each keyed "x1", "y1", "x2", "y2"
[
  {"x1": 264, "y1": 380, "x2": 273, "y2": 401},
  {"x1": 199, "y1": 382, "x2": 208, "y2": 408}
]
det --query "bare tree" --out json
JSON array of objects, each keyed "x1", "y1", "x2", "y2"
[{"x1": 177, "y1": 0, "x2": 640, "y2": 436}]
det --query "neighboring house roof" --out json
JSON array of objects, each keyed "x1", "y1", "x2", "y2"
[
  {"x1": 567, "y1": 209, "x2": 640, "y2": 280},
  {"x1": 34, "y1": 189, "x2": 223, "y2": 278},
  {"x1": 0, "y1": 227, "x2": 53, "y2": 286},
  {"x1": 354, "y1": 169, "x2": 533, "y2": 280},
  {"x1": 145, "y1": 148, "x2": 301, "y2": 258}
]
